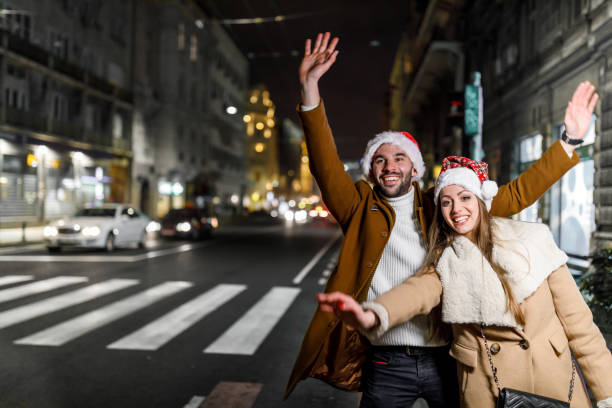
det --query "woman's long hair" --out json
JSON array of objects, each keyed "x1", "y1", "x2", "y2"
[{"x1": 422, "y1": 196, "x2": 526, "y2": 340}]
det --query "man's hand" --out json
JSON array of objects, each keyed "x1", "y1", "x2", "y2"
[
  {"x1": 316, "y1": 292, "x2": 377, "y2": 330},
  {"x1": 562, "y1": 81, "x2": 599, "y2": 155},
  {"x1": 299, "y1": 32, "x2": 339, "y2": 107}
]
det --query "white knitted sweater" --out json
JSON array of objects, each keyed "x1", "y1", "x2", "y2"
[{"x1": 366, "y1": 188, "x2": 448, "y2": 346}]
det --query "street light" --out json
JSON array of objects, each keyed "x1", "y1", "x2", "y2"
[{"x1": 225, "y1": 105, "x2": 237, "y2": 115}]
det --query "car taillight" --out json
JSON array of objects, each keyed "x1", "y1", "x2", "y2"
[{"x1": 208, "y1": 217, "x2": 218, "y2": 228}]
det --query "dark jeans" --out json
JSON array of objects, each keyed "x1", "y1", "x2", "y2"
[{"x1": 359, "y1": 346, "x2": 459, "y2": 408}]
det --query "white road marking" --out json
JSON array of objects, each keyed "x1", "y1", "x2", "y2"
[
  {"x1": 183, "y1": 396, "x2": 205, "y2": 408},
  {"x1": 0, "y1": 276, "x2": 88, "y2": 304},
  {"x1": 292, "y1": 233, "x2": 340, "y2": 284},
  {"x1": 204, "y1": 287, "x2": 301, "y2": 355},
  {"x1": 318, "y1": 278, "x2": 327, "y2": 286},
  {"x1": 0, "y1": 275, "x2": 34, "y2": 287},
  {"x1": 0, "y1": 242, "x2": 216, "y2": 263},
  {"x1": 0, "y1": 279, "x2": 139, "y2": 330},
  {"x1": 15, "y1": 281, "x2": 192, "y2": 346},
  {"x1": 107, "y1": 284, "x2": 246, "y2": 351},
  {"x1": 322, "y1": 269, "x2": 332, "y2": 277}
]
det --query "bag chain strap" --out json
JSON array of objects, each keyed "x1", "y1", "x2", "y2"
[{"x1": 479, "y1": 324, "x2": 576, "y2": 403}]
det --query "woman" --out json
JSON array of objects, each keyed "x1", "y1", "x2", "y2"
[{"x1": 318, "y1": 156, "x2": 612, "y2": 407}]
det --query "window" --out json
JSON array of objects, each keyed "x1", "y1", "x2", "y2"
[
  {"x1": 514, "y1": 133, "x2": 543, "y2": 222},
  {"x1": 4, "y1": 9, "x2": 31, "y2": 40},
  {"x1": 178, "y1": 23, "x2": 185, "y2": 50},
  {"x1": 190, "y1": 35, "x2": 198, "y2": 61},
  {"x1": 549, "y1": 116, "x2": 596, "y2": 259}
]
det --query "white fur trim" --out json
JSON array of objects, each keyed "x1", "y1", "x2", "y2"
[
  {"x1": 434, "y1": 167, "x2": 498, "y2": 211},
  {"x1": 597, "y1": 397, "x2": 612, "y2": 408},
  {"x1": 436, "y1": 218, "x2": 568, "y2": 328},
  {"x1": 361, "y1": 131, "x2": 425, "y2": 181},
  {"x1": 361, "y1": 301, "x2": 390, "y2": 342}
]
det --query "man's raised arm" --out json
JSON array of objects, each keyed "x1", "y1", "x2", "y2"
[{"x1": 298, "y1": 33, "x2": 360, "y2": 226}]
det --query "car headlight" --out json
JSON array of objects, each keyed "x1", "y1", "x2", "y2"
[
  {"x1": 146, "y1": 221, "x2": 161, "y2": 233},
  {"x1": 43, "y1": 226, "x2": 58, "y2": 238},
  {"x1": 82, "y1": 226, "x2": 101, "y2": 237},
  {"x1": 176, "y1": 222, "x2": 191, "y2": 232}
]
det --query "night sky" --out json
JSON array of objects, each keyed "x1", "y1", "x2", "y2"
[{"x1": 199, "y1": 0, "x2": 414, "y2": 162}]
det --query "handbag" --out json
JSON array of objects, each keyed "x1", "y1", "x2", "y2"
[{"x1": 480, "y1": 325, "x2": 576, "y2": 408}]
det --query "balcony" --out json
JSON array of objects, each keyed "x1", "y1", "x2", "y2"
[{"x1": 2, "y1": 30, "x2": 133, "y2": 103}]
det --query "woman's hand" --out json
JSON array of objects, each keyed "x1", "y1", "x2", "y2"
[
  {"x1": 562, "y1": 81, "x2": 599, "y2": 154},
  {"x1": 299, "y1": 32, "x2": 339, "y2": 107},
  {"x1": 316, "y1": 292, "x2": 378, "y2": 330}
]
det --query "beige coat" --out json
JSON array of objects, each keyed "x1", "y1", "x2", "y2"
[
  {"x1": 371, "y1": 218, "x2": 612, "y2": 407},
  {"x1": 284, "y1": 100, "x2": 580, "y2": 398}
]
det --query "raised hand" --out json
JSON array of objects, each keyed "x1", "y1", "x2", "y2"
[
  {"x1": 564, "y1": 81, "x2": 598, "y2": 141},
  {"x1": 299, "y1": 32, "x2": 339, "y2": 106},
  {"x1": 316, "y1": 292, "x2": 377, "y2": 330}
]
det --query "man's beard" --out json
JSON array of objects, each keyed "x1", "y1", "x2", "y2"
[{"x1": 378, "y1": 174, "x2": 413, "y2": 197}]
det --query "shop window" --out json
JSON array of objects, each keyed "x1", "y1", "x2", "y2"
[
  {"x1": 514, "y1": 133, "x2": 543, "y2": 222},
  {"x1": 549, "y1": 116, "x2": 596, "y2": 259}
]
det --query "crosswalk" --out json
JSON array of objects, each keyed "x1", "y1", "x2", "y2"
[{"x1": 0, "y1": 275, "x2": 301, "y2": 355}]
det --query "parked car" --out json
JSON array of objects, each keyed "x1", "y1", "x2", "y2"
[
  {"x1": 159, "y1": 208, "x2": 218, "y2": 240},
  {"x1": 43, "y1": 204, "x2": 156, "y2": 252}
]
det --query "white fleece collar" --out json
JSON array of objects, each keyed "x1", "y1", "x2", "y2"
[{"x1": 436, "y1": 218, "x2": 568, "y2": 328}]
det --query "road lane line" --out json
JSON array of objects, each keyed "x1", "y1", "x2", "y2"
[
  {"x1": 0, "y1": 276, "x2": 88, "y2": 304},
  {"x1": 0, "y1": 241, "x2": 217, "y2": 263},
  {"x1": 0, "y1": 279, "x2": 139, "y2": 330},
  {"x1": 107, "y1": 284, "x2": 247, "y2": 351},
  {"x1": 201, "y1": 382, "x2": 262, "y2": 408},
  {"x1": 292, "y1": 232, "x2": 340, "y2": 284},
  {"x1": 0, "y1": 275, "x2": 34, "y2": 287},
  {"x1": 15, "y1": 281, "x2": 192, "y2": 346},
  {"x1": 183, "y1": 396, "x2": 205, "y2": 408},
  {"x1": 204, "y1": 287, "x2": 300, "y2": 355}
]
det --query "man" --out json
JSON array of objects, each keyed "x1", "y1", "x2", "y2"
[{"x1": 284, "y1": 32, "x2": 598, "y2": 407}]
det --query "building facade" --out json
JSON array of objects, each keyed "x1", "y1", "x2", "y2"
[
  {"x1": 0, "y1": 0, "x2": 134, "y2": 225},
  {"x1": 0, "y1": 0, "x2": 248, "y2": 224},
  {"x1": 131, "y1": 0, "x2": 248, "y2": 218},
  {"x1": 465, "y1": 0, "x2": 612, "y2": 264},
  {"x1": 243, "y1": 84, "x2": 279, "y2": 210}
]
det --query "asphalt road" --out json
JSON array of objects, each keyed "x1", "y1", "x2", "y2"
[{"x1": 0, "y1": 221, "x2": 361, "y2": 408}]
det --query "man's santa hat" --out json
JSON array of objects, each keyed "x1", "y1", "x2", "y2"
[
  {"x1": 361, "y1": 131, "x2": 425, "y2": 181},
  {"x1": 433, "y1": 156, "x2": 499, "y2": 211}
]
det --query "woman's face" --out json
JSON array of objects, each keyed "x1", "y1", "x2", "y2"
[{"x1": 439, "y1": 184, "x2": 480, "y2": 241}]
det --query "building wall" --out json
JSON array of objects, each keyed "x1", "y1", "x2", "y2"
[
  {"x1": 0, "y1": 0, "x2": 134, "y2": 224},
  {"x1": 466, "y1": 0, "x2": 612, "y2": 255},
  {"x1": 130, "y1": 1, "x2": 248, "y2": 219}
]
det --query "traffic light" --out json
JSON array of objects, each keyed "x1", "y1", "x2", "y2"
[{"x1": 447, "y1": 91, "x2": 464, "y2": 128}]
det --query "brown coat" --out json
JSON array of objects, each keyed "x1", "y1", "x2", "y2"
[
  {"x1": 374, "y1": 263, "x2": 612, "y2": 407},
  {"x1": 284, "y1": 100, "x2": 580, "y2": 398}
]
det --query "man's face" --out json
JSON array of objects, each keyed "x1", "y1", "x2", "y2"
[{"x1": 370, "y1": 144, "x2": 418, "y2": 197}]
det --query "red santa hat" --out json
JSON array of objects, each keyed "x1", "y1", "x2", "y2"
[
  {"x1": 433, "y1": 156, "x2": 498, "y2": 211},
  {"x1": 361, "y1": 131, "x2": 425, "y2": 181}
]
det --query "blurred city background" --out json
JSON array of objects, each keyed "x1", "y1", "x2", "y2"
[{"x1": 0, "y1": 1, "x2": 611, "y2": 407}]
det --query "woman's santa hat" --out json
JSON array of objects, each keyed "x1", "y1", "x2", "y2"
[
  {"x1": 433, "y1": 156, "x2": 499, "y2": 211},
  {"x1": 361, "y1": 131, "x2": 426, "y2": 182}
]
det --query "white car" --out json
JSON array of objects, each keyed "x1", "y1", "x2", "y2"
[{"x1": 44, "y1": 204, "x2": 157, "y2": 252}]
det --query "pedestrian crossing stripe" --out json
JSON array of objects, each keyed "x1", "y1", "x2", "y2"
[
  {"x1": 0, "y1": 275, "x2": 302, "y2": 356},
  {"x1": 0, "y1": 279, "x2": 139, "y2": 330},
  {"x1": 107, "y1": 284, "x2": 246, "y2": 351},
  {"x1": 0, "y1": 275, "x2": 34, "y2": 287},
  {"x1": 204, "y1": 287, "x2": 301, "y2": 355},
  {"x1": 15, "y1": 281, "x2": 193, "y2": 346},
  {"x1": 0, "y1": 276, "x2": 88, "y2": 304}
]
